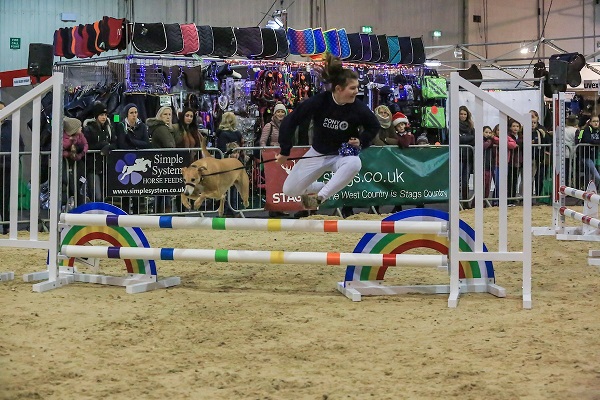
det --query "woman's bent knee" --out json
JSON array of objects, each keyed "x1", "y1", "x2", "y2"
[
  {"x1": 282, "y1": 180, "x2": 303, "y2": 197},
  {"x1": 344, "y1": 156, "x2": 362, "y2": 174}
]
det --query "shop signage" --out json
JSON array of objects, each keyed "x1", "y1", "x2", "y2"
[
  {"x1": 583, "y1": 80, "x2": 599, "y2": 89},
  {"x1": 105, "y1": 150, "x2": 192, "y2": 196},
  {"x1": 361, "y1": 26, "x2": 373, "y2": 34},
  {"x1": 9, "y1": 38, "x2": 20, "y2": 50},
  {"x1": 262, "y1": 146, "x2": 449, "y2": 211},
  {"x1": 159, "y1": 95, "x2": 171, "y2": 106},
  {"x1": 13, "y1": 76, "x2": 31, "y2": 86}
]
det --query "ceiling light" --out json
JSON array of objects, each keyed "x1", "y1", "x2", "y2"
[{"x1": 424, "y1": 59, "x2": 441, "y2": 67}]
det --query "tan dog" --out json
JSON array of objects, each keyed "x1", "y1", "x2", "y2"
[{"x1": 181, "y1": 137, "x2": 250, "y2": 216}]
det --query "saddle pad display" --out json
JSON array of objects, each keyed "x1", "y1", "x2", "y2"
[
  {"x1": 411, "y1": 37, "x2": 426, "y2": 64},
  {"x1": 346, "y1": 33, "x2": 363, "y2": 61},
  {"x1": 312, "y1": 28, "x2": 327, "y2": 55},
  {"x1": 132, "y1": 23, "x2": 167, "y2": 53},
  {"x1": 398, "y1": 36, "x2": 413, "y2": 64},
  {"x1": 323, "y1": 29, "x2": 341, "y2": 57},
  {"x1": 337, "y1": 29, "x2": 351, "y2": 59},
  {"x1": 359, "y1": 34, "x2": 372, "y2": 62},
  {"x1": 162, "y1": 23, "x2": 184, "y2": 53},
  {"x1": 210, "y1": 27, "x2": 237, "y2": 58},
  {"x1": 386, "y1": 36, "x2": 401, "y2": 64},
  {"x1": 196, "y1": 25, "x2": 214, "y2": 56},
  {"x1": 234, "y1": 27, "x2": 263, "y2": 58},
  {"x1": 258, "y1": 28, "x2": 278, "y2": 58},
  {"x1": 377, "y1": 35, "x2": 390, "y2": 64},
  {"x1": 287, "y1": 28, "x2": 315, "y2": 55},
  {"x1": 369, "y1": 35, "x2": 382, "y2": 63},
  {"x1": 273, "y1": 29, "x2": 289, "y2": 58},
  {"x1": 175, "y1": 23, "x2": 200, "y2": 55}
]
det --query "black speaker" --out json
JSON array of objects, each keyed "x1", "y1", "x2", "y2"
[
  {"x1": 548, "y1": 58, "x2": 568, "y2": 85},
  {"x1": 27, "y1": 43, "x2": 54, "y2": 77}
]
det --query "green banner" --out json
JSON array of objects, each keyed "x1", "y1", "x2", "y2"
[{"x1": 323, "y1": 146, "x2": 449, "y2": 208}]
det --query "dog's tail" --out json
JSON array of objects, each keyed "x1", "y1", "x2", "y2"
[{"x1": 200, "y1": 135, "x2": 212, "y2": 159}]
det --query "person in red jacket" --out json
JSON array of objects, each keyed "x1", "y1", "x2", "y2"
[{"x1": 392, "y1": 112, "x2": 415, "y2": 148}]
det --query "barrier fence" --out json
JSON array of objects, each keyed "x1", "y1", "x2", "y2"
[{"x1": 2, "y1": 141, "x2": 579, "y2": 230}]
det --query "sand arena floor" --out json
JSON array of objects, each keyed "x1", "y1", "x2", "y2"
[{"x1": 1, "y1": 205, "x2": 599, "y2": 399}]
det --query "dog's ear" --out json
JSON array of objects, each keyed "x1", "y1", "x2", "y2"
[
  {"x1": 181, "y1": 167, "x2": 188, "y2": 175},
  {"x1": 199, "y1": 166, "x2": 208, "y2": 172}
]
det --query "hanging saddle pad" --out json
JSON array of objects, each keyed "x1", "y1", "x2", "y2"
[
  {"x1": 359, "y1": 34, "x2": 372, "y2": 62},
  {"x1": 132, "y1": 23, "x2": 167, "y2": 53},
  {"x1": 196, "y1": 25, "x2": 214, "y2": 56},
  {"x1": 234, "y1": 27, "x2": 263, "y2": 58},
  {"x1": 377, "y1": 35, "x2": 390, "y2": 64},
  {"x1": 312, "y1": 28, "x2": 327, "y2": 55},
  {"x1": 70, "y1": 26, "x2": 80, "y2": 58},
  {"x1": 162, "y1": 23, "x2": 184, "y2": 53},
  {"x1": 76, "y1": 24, "x2": 95, "y2": 58},
  {"x1": 258, "y1": 28, "x2": 278, "y2": 58},
  {"x1": 369, "y1": 35, "x2": 382, "y2": 63},
  {"x1": 337, "y1": 29, "x2": 351, "y2": 59},
  {"x1": 410, "y1": 37, "x2": 426, "y2": 64},
  {"x1": 84, "y1": 24, "x2": 99, "y2": 56},
  {"x1": 53, "y1": 29, "x2": 64, "y2": 57},
  {"x1": 287, "y1": 28, "x2": 315, "y2": 55},
  {"x1": 386, "y1": 35, "x2": 401, "y2": 64},
  {"x1": 182, "y1": 66, "x2": 203, "y2": 90},
  {"x1": 323, "y1": 29, "x2": 341, "y2": 57},
  {"x1": 346, "y1": 33, "x2": 362, "y2": 61},
  {"x1": 273, "y1": 29, "x2": 289, "y2": 58},
  {"x1": 176, "y1": 23, "x2": 200, "y2": 55},
  {"x1": 60, "y1": 27, "x2": 75, "y2": 59},
  {"x1": 210, "y1": 27, "x2": 237, "y2": 58},
  {"x1": 163, "y1": 65, "x2": 182, "y2": 88},
  {"x1": 94, "y1": 18, "x2": 110, "y2": 53},
  {"x1": 106, "y1": 17, "x2": 127, "y2": 51},
  {"x1": 398, "y1": 36, "x2": 413, "y2": 64}
]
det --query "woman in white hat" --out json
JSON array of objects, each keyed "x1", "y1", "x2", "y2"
[{"x1": 260, "y1": 102, "x2": 287, "y2": 147}]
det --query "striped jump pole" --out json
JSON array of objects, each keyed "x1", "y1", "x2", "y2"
[
  {"x1": 61, "y1": 245, "x2": 447, "y2": 268},
  {"x1": 60, "y1": 214, "x2": 448, "y2": 235},
  {"x1": 559, "y1": 207, "x2": 600, "y2": 230},
  {"x1": 559, "y1": 185, "x2": 600, "y2": 204}
]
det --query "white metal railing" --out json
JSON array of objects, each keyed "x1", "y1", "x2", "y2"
[
  {"x1": 0, "y1": 73, "x2": 66, "y2": 290},
  {"x1": 449, "y1": 72, "x2": 532, "y2": 309}
]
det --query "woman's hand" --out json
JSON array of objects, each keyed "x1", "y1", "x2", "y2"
[
  {"x1": 275, "y1": 154, "x2": 288, "y2": 164},
  {"x1": 348, "y1": 137, "x2": 360, "y2": 148}
]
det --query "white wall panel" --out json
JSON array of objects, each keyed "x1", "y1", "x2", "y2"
[
  {"x1": 0, "y1": 0, "x2": 122, "y2": 71},
  {"x1": 465, "y1": 0, "x2": 598, "y2": 64}
]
